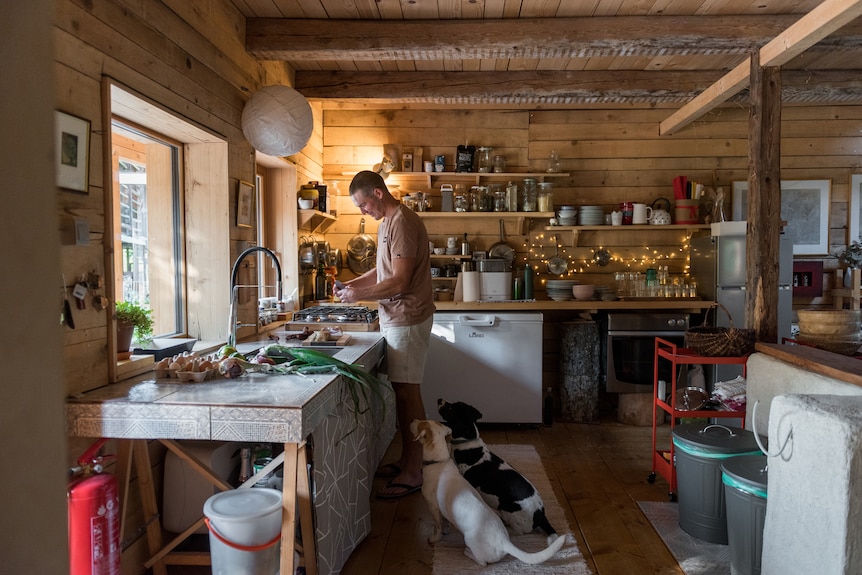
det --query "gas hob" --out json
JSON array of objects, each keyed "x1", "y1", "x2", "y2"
[{"x1": 288, "y1": 305, "x2": 379, "y2": 331}]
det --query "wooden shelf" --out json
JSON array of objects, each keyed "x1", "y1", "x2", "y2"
[
  {"x1": 379, "y1": 171, "x2": 570, "y2": 186},
  {"x1": 420, "y1": 211, "x2": 554, "y2": 219},
  {"x1": 298, "y1": 209, "x2": 336, "y2": 233},
  {"x1": 430, "y1": 254, "x2": 471, "y2": 260},
  {"x1": 545, "y1": 224, "x2": 711, "y2": 231}
]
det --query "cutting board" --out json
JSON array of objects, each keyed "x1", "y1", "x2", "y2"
[{"x1": 301, "y1": 334, "x2": 353, "y2": 346}]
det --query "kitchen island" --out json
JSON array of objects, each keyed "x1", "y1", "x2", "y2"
[{"x1": 66, "y1": 333, "x2": 392, "y2": 575}]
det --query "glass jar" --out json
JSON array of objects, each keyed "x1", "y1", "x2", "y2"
[
  {"x1": 454, "y1": 193, "x2": 468, "y2": 212},
  {"x1": 493, "y1": 155, "x2": 506, "y2": 173},
  {"x1": 522, "y1": 178, "x2": 537, "y2": 212},
  {"x1": 547, "y1": 149, "x2": 561, "y2": 173},
  {"x1": 537, "y1": 182, "x2": 554, "y2": 212},
  {"x1": 477, "y1": 147, "x2": 493, "y2": 173},
  {"x1": 493, "y1": 187, "x2": 508, "y2": 212}
]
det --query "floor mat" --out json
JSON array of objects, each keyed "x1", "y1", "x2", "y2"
[
  {"x1": 638, "y1": 501, "x2": 731, "y2": 575},
  {"x1": 431, "y1": 444, "x2": 592, "y2": 575}
]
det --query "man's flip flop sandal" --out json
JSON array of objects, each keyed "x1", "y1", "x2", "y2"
[
  {"x1": 377, "y1": 481, "x2": 421, "y2": 499},
  {"x1": 374, "y1": 463, "x2": 401, "y2": 478}
]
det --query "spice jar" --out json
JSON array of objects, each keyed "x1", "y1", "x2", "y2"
[
  {"x1": 506, "y1": 181, "x2": 519, "y2": 212},
  {"x1": 477, "y1": 147, "x2": 493, "y2": 173},
  {"x1": 537, "y1": 182, "x2": 554, "y2": 212}
]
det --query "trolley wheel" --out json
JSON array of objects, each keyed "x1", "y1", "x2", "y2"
[
  {"x1": 647, "y1": 472, "x2": 656, "y2": 484},
  {"x1": 669, "y1": 492, "x2": 677, "y2": 502}
]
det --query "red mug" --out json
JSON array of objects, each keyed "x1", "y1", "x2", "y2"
[{"x1": 620, "y1": 202, "x2": 634, "y2": 225}]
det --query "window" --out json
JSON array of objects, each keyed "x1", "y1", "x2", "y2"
[
  {"x1": 106, "y1": 81, "x2": 229, "y2": 382},
  {"x1": 112, "y1": 123, "x2": 183, "y2": 337}
]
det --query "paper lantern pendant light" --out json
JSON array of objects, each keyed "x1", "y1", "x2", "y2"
[{"x1": 241, "y1": 85, "x2": 313, "y2": 157}]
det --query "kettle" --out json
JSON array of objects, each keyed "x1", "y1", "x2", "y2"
[{"x1": 649, "y1": 197, "x2": 672, "y2": 225}]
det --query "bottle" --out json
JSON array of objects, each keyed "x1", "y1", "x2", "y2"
[
  {"x1": 315, "y1": 260, "x2": 328, "y2": 300},
  {"x1": 506, "y1": 181, "x2": 519, "y2": 212},
  {"x1": 461, "y1": 233, "x2": 471, "y2": 256},
  {"x1": 524, "y1": 264, "x2": 534, "y2": 300},
  {"x1": 543, "y1": 387, "x2": 554, "y2": 426},
  {"x1": 238, "y1": 446, "x2": 252, "y2": 485}
]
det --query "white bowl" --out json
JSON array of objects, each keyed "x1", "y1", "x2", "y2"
[
  {"x1": 433, "y1": 247, "x2": 445, "y2": 255},
  {"x1": 298, "y1": 198, "x2": 314, "y2": 209},
  {"x1": 571, "y1": 284, "x2": 595, "y2": 300}
]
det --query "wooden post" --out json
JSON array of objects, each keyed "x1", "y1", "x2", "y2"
[
  {"x1": 559, "y1": 320, "x2": 599, "y2": 423},
  {"x1": 746, "y1": 50, "x2": 783, "y2": 343}
]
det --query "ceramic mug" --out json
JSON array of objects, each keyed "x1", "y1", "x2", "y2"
[
  {"x1": 611, "y1": 211, "x2": 623, "y2": 226},
  {"x1": 632, "y1": 203, "x2": 652, "y2": 225}
]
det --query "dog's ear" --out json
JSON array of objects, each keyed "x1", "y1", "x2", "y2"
[
  {"x1": 465, "y1": 404, "x2": 483, "y2": 422},
  {"x1": 412, "y1": 419, "x2": 429, "y2": 442}
]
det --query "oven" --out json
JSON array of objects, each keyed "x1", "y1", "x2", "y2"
[{"x1": 605, "y1": 312, "x2": 689, "y2": 393}]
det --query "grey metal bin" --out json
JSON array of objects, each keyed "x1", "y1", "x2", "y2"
[{"x1": 721, "y1": 454, "x2": 768, "y2": 575}]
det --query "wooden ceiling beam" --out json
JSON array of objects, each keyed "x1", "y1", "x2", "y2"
[
  {"x1": 247, "y1": 15, "x2": 862, "y2": 61},
  {"x1": 660, "y1": 0, "x2": 862, "y2": 135},
  {"x1": 294, "y1": 69, "x2": 862, "y2": 105}
]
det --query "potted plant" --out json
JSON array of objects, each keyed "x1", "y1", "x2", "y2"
[
  {"x1": 115, "y1": 301, "x2": 153, "y2": 357},
  {"x1": 837, "y1": 237, "x2": 862, "y2": 287}
]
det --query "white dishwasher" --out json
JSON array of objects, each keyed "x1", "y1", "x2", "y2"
[{"x1": 421, "y1": 312, "x2": 543, "y2": 424}]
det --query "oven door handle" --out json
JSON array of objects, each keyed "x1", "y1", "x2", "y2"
[{"x1": 607, "y1": 330, "x2": 687, "y2": 337}]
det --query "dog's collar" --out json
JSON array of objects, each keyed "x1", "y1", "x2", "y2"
[{"x1": 422, "y1": 459, "x2": 447, "y2": 466}]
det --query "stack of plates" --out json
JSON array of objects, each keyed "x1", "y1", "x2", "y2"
[
  {"x1": 546, "y1": 279, "x2": 578, "y2": 301},
  {"x1": 595, "y1": 285, "x2": 617, "y2": 301},
  {"x1": 579, "y1": 206, "x2": 605, "y2": 226},
  {"x1": 557, "y1": 207, "x2": 578, "y2": 226}
]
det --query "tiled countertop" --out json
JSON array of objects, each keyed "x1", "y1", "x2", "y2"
[{"x1": 65, "y1": 333, "x2": 386, "y2": 443}]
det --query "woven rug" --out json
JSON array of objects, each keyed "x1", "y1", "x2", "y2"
[
  {"x1": 638, "y1": 501, "x2": 730, "y2": 575},
  {"x1": 431, "y1": 444, "x2": 592, "y2": 574}
]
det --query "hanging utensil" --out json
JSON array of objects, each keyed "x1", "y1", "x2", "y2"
[
  {"x1": 347, "y1": 218, "x2": 377, "y2": 274},
  {"x1": 547, "y1": 234, "x2": 568, "y2": 275},
  {"x1": 488, "y1": 218, "x2": 516, "y2": 261}
]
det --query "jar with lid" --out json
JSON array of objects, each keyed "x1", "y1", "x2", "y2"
[
  {"x1": 521, "y1": 178, "x2": 538, "y2": 212},
  {"x1": 477, "y1": 147, "x2": 493, "y2": 173},
  {"x1": 493, "y1": 155, "x2": 506, "y2": 173},
  {"x1": 537, "y1": 182, "x2": 554, "y2": 212},
  {"x1": 454, "y1": 192, "x2": 468, "y2": 212},
  {"x1": 492, "y1": 185, "x2": 508, "y2": 212}
]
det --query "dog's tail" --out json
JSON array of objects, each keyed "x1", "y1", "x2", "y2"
[{"x1": 503, "y1": 531, "x2": 566, "y2": 564}]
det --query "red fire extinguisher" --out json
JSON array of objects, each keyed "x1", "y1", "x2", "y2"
[{"x1": 68, "y1": 438, "x2": 121, "y2": 575}]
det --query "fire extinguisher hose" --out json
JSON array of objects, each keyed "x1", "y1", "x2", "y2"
[{"x1": 204, "y1": 517, "x2": 282, "y2": 552}]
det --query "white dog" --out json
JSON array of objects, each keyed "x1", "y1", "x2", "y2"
[{"x1": 411, "y1": 419, "x2": 567, "y2": 566}]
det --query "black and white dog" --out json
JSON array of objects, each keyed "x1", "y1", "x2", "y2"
[{"x1": 437, "y1": 399, "x2": 558, "y2": 541}]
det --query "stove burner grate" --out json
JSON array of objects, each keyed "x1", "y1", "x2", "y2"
[{"x1": 292, "y1": 305, "x2": 378, "y2": 323}]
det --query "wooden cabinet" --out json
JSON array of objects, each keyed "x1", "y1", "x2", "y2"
[{"x1": 648, "y1": 337, "x2": 748, "y2": 501}]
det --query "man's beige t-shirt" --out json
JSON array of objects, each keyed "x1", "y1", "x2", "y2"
[{"x1": 376, "y1": 205, "x2": 435, "y2": 327}]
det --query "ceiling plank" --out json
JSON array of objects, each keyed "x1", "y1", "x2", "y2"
[
  {"x1": 660, "y1": 0, "x2": 862, "y2": 135},
  {"x1": 247, "y1": 15, "x2": 814, "y2": 61}
]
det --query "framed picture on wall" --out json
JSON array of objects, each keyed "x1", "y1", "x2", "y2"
[
  {"x1": 237, "y1": 180, "x2": 254, "y2": 228},
  {"x1": 55, "y1": 111, "x2": 91, "y2": 193},
  {"x1": 731, "y1": 179, "x2": 831, "y2": 255}
]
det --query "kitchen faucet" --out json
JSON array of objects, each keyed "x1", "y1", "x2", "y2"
[{"x1": 228, "y1": 246, "x2": 283, "y2": 347}]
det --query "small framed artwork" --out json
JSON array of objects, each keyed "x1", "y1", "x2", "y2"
[
  {"x1": 236, "y1": 180, "x2": 255, "y2": 228},
  {"x1": 848, "y1": 174, "x2": 862, "y2": 244},
  {"x1": 55, "y1": 111, "x2": 91, "y2": 193},
  {"x1": 731, "y1": 179, "x2": 830, "y2": 255}
]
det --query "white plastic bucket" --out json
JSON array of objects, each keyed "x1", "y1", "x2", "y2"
[{"x1": 203, "y1": 488, "x2": 283, "y2": 575}]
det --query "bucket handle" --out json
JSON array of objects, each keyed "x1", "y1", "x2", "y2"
[
  {"x1": 205, "y1": 517, "x2": 281, "y2": 552},
  {"x1": 699, "y1": 424, "x2": 736, "y2": 437}
]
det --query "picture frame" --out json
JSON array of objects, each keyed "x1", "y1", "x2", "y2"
[
  {"x1": 731, "y1": 179, "x2": 831, "y2": 255},
  {"x1": 55, "y1": 111, "x2": 91, "y2": 193},
  {"x1": 236, "y1": 180, "x2": 254, "y2": 228},
  {"x1": 848, "y1": 174, "x2": 862, "y2": 244}
]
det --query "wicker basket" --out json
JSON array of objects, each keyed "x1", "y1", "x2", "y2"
[{"x1": 686, "y1": 303, "x2": 756, "y2": 357}]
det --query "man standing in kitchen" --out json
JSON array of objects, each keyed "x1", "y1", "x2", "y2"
[{"x1": 333, "y1": 170, "x2": 435, "y2": 499}]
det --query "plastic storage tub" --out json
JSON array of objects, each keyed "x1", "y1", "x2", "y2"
[
  {"x1": 721, "y1": 455, "x2": 768, "y2": 575},
  {"x1": 672, "y1": 423, "x2": 764, "y2": 544}
]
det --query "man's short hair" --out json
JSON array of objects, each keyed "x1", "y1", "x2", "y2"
[{"x1": 350, "y1": 170, "x2": 387, "y2": 197}]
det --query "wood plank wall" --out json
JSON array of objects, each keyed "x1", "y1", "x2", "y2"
[
  {"x1": 53, "y1": 2, "x2": 316, "y2": 572},
  {"x1": 322, "y1": 104, "x2": 862, "y2": 305}
]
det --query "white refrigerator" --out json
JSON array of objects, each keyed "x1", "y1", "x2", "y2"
[
  {"x1": 690, "y1": 229, "x2": 793, "y2": 383},
  {"x1": 421, "y1": 312, "x2": 543, "y2": 424}
]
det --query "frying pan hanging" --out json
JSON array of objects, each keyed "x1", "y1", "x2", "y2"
[
  {"x1": 347, "y1": 218, "x2": 377, "y2": 274},
  {"x1": 547, "y1": 234, "x2": 568, "y2": 275},
  {"x1": 488, "y1": 219, "x2": 516, "y2": 261}
]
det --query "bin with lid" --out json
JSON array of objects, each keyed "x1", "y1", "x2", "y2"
[
  {"x1": 671, "y1": 422, "x2": 765, "y2": 544},
  {"x1": 721, "y1": 454, "x2": 768, "y2": 575}
]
